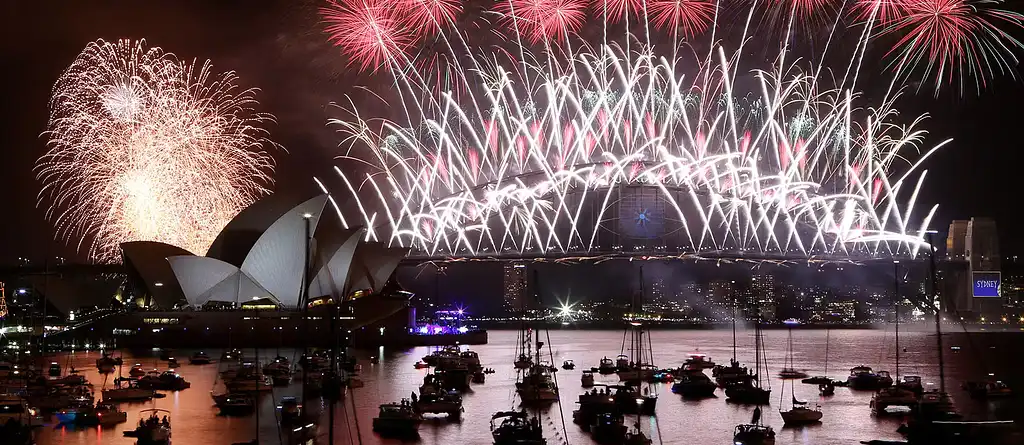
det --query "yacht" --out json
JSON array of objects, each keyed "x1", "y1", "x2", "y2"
[
  {"x1": 0, "y1": 394, "x2": 42, "y2": 428},
  {"x1": 871, "y1": 386, "x2": 918, "y2": 414},
  {"x1": 682, "y1": 352, "x2": 715, "y2": 369},
  {"x1": 589, "y1": 412, "x2": 627, "y2": 444},
  {"x1": 212, "y1": 392, "x2": 256, "y2": 415},
  {"x1": 139, "y1": 370, "x2": 191, "y2": 391},
  {"x1": 412, "y1": 390, "x2": 463, "y2": 418},
  {"x1": 581, "y1": 370, "x2": 595, "y2": 387},
  {"x1": 516, "y1": 362, "x2": 559, "y2": 403},
  {"x1": 734, "y1": 407, "x2": 776, "y2": 445},
  {"x1": 714, "y1": 359, "x2": 755, "y2": 388},
  {"x1": 189, "y1": 351, "x2": 212, "y2": 365},
  {"x1": 372, "y1": 400, "x2": 422, "y2": 436},
  {"x1": 123, "y1": 409, "x2": 171, "y2": 444},
  {"x1": 597, "y1": 356, "x2": 617, "y2": 374},
  {"x1": 491, "y1": 410, "x2": 546, "y2": 445},
  {"x1": 671, "y1": 368, "x2": 717, "y2": 398},
  {"x1": 847, "y1": 366, "x2": 892, "y2": 390},
  {"x1": 103, "y1": 378, "x2": 156, "y2": 402}
]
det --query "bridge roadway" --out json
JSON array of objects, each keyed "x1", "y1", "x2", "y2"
[{"x1": 0, "y1": 253, "x2": 968, "y2": 277}]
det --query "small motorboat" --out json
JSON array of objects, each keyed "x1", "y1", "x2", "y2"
[
  {"x1": 801, "y1": 375, "x2": 832, "y2": 385},
  {"x1": 48, "y1": 362, "x2": 62, "y2": 377},
  {"x1": 213, "y1": 392, "x2": 256, "y2": 415},
  {"x1": 96, "y1": 353, "x2": 122, "y2": 373},
  {"x1": 734, "y1": 407, "x2": 775, "y2": 445},
  {"x1": 597, "y1": 356, "x2": 617, "y2": 374},
  {"x1": 128, "y1": 364, "x2": 147, "y2": 377},
  {"x1": 74, "y1": 402, "x2": 128, "y2": 426},
  {"x1": 819, "y1": 382, "x2": 836, "y2": 396},
  {"x1": 166, "y1": 357, "x2": 180, "y2": 368},
  {"x1": 581, "y1": 370, "x2": 595, "y2": 388},
  {"x1": 491, "y1": 410, "x2": 545, "y2": 445},
  {"x1": 682, "y1": 352, "x2": 715, "y2": 369},
  {"x1": 103, "y1": 377, "x2": 156, "y2": 402},
  {"x1": 373, "y1": 400, "x2": 422, "y2": 436},
  {"x1": 414, "y1": 361, "x2": 430, "y2": 369},
  {"x1": 562, "y1": 360, "x2": 575, "y2": 370},
  {"x1": 139, "y1": 370, "x2": 191, "y2": 391},
  {"x1": 370, "y1": 356, "x2": 380, "y2": 364},
  {"x1": 189, "y1": 351, "x2": 212, "y2": 365}
]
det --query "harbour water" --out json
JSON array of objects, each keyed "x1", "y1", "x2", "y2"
[{"x1": 30, "y1": 328, "x2": 1024, "y2": 444}]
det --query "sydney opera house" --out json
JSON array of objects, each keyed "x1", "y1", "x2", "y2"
[{"x1": 22, "y1": 193, "x2": 477, "y2": 348}]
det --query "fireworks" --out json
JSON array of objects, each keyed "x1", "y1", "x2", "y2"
[
  {"x1": 38, "y1": 39, "x2": 275, "y2": 262},
  {"x1": 881, "y1": 0, "x2": 1024, "y2": 94}
]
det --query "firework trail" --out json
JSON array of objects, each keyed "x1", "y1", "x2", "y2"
[
  {"x1": 38, "y1": 39, "x2": 275, "y2": 262},
  {"x1": 315, "y1": 1, "x2": 1022, "y2": 260}
]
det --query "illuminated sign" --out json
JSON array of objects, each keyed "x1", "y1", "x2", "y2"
[{"x1": 972, "y1": 271, "x2": 1001, "y2": 298}]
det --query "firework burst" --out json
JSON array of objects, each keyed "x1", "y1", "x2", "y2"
[
  {"x1": 321, "y1": 0, "x2": 414, "y2": 72},
  {"x1": 500, "y1": 0, "x2": 589, "y2": 44},
  {"x1": 649, "y1": 0, "x2": 717, "y2": 37},
  {"x1": 38, "y1": 39, "x2": 275, "y2": 262},
  {"x1": 881, "y1": 0, "x2": 1024, "y2": 94}
]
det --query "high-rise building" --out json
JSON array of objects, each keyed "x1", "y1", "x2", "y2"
[
  {"x1": 751, "y1": 273, "x2": 776, "y2": 303},
  {"x1": 502, "y1": 262, "x2": 527, "y2": 314},
  {"x1": 966, "y1": 217, "x2": 1001, "y2": 318},
  {"x1": 946, "y1": 220, "x2": 969, "y2": 259}
]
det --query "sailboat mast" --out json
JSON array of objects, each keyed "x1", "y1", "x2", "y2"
[
  {"x1": 893, "y1": 260, "x2": 900, "y2": 381},
  {"x1": 732, "y1": 296, "x2": 737, "y2": 361},
  {"x1": 925, "y1": 231, "x2": 944, "y2": 393},
  {"x1": 824, "y1": 329, "x2": 830, "y2": 376}
]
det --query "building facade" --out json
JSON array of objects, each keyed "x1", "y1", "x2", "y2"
[{"x1": 502, "y1": 262, "x2": 527, "y2": 314}]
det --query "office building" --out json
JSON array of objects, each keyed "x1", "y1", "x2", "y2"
[{"x1": 503, "y1": 262, "x2": 527, "y2": 314}]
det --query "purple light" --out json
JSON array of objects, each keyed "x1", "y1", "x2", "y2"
[
  {"x1": 418, "y1": 326, "x2": 429, "y2": 334},
  {"x1": 783, "y1": 318, "x2": 801, "y2": 326},
  {"x1": 432, "y1": 326, "x2": 444, "y2": 334}
]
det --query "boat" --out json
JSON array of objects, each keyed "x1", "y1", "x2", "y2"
[
  {"x1": 189, "y1": 351, "x2": 212, "y2": 365},
  {"x1": 516, "y1": 355, "x2": 559, "y2": 404},
  {"x1": 413, "y1": 361, "x2": 430, "y2": 369},
  {"x1": 581, "y1": 370, "x2": 595, "y2": 387},
  {"x1": 616, "y1": 270, "x2": 662, "y2": 390},
  {"x1": 514, "y1": 353, "x2": 533, "y2": 369},
  {"x1": 802, "y1": 328, "x2": 834, "y2": 387},
  {"x1": 412, "y1": 390, "x2": 463, "y2": 418},
  {"x1": 961, "y1": 380, "x2": 1013, "y2": 399},
  {"x1": 62, "y1": 402, "x2": 128, "y2": 426},
  {"x1": 96, "y1": 353, "x2": 122, "y2": 373},
  {"x1": 472, "y1": 370, "x2": 486, "y2": 383},
  {"x1": 734, "y1": 406, "x2": 776, "y2": 445},
  {"x1": 589, "y1": 412, "x2": 627, "y2": 444},
  {"x1": 0, "y1": 394, "x2": 42, "y2": 428},
  {"x1": 726, "y1": 313, "x2": 771, "y2": 405},
  {"x1": 459, "y1": 350, "x2": 482, "y2": 370},
  {"x1": 562, "y1": 360, "x2": 575, "y2": 370},
  {"x1": 212, "y1": 392, "x2": 256, "y2": 415},
  {"x1": 48, "y1": 362, "x2": 62, "y2": 377},
  {"x1": 779, "y1": 396, "x2": 823, "y2": 425},
  {"x1": 128, "y1": 364, "x2": 147, "y2": 377},
  {"x1": 671, "y1": 368, "x2": 717, "y2": 398},
  {"x1": 226, "y1": 373, "x2": 273, "y2": 392},
  {"x1": 778, "y1": 322, "x2": 808, "y2": 379},
  {"x1": 819, "y1": 381, "x2": 836, "y2": 396},
  {"x1": 574, "y1": 384, "x2": 657, "y2": 423},
  {"x1": 103, "y1": 377, "x2": 156, "y2": 402},
  {"x1": 847, "y1": 366, "x2": 893, "y2": 390},
  {"x1": 597, "y1": 356, "x2": 617, "y2": 374},
  {"x1": 897, "y1": 375, "x2": 923, "y2": 395},
  {"x1": 682, "y1": 352, "x2": 715, "y2": 369},
  {"x1": 871, "y1": 386, "x2": 918, "y2": 414},
  {"x1": 166, "y1": 357, "x2": 180, "y2": 368},
  {"x1": 372, "y1": 400, "x2": 422, "y2": 436},
  {"x1": 263, "y1": 356, "x2": 292, "y2": 386},
  {"x1": 123, "y1": 408, "x2": 171, "y2": 444},
  {"x1": 714, "y1": 298, "x2": 755, "y2": 388},
  {"x1": 491, "y1": 410, "x2": 546, "y2": 445},
  {"x1": 139, "y1": 370, "x2": 191, "y2": 391}
]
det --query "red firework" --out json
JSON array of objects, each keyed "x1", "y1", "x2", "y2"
[
  {"x1": 850, "y1": 0, "x2": 911, "y2": 26},
  {"x1": 591, "y1": 0, "x2": 644, "y2": 23},
  {"x1": 649, "y1": 0, "x2": 716, "y2": 37},
  {"x1": 883, "y1": 0, "x2": 1024, "y2": 92},
  {"x1": 770, "y1": 0, "x2": 836, "y2": 26},
  {"x1": 321, "y1": 0, "x2": 414, "y2": 72},
  {"x1": 498, "y1": 0, "x2": 588, "y2": 44},
  {"x1": 395, "y1": 0, "x2": 463, "y2": 35}
]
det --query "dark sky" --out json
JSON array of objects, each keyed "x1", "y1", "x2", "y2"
[{"x1": 2, "y1": 0, "x2": 1021, "y2": 264}]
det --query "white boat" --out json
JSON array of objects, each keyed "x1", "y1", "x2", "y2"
[
  {"x1": 779, "y1": 400, "x2": 823, "y2": 425},
  {"x1": 682, "y1": 352, "x2": 715, "y2": 369}
]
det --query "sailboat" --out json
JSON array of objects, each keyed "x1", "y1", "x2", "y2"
[
  {"x1": 617, "y1": 267, "x2": 658, "y2": 385},
  {"x1": 801, "y1": 329, "x2": 834, "y2": 395},
  {"x1": 725, "y1": 311, "x2": 771, "y2": 405},
  {"x1": 778, "y1": 323, "x2": 822, "y2": 425},
  {"x1": 713, "y1": 296, "x2": 754, "y2": 388},
  {"x1": 778, "y1": 321, "x2": 808, "y2": 379},
  {"x1": 734, "y1": 406, "x2": 776, "y2": 445},
  {"x1": 496, "y1": 270, "x2": 551, "y2": 445},
  {"x1": 872, "y1": 268, "x2": 917, "y2": 415}
]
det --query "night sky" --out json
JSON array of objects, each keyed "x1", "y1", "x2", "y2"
[{"x1": 2, "y1": 0, "x2": 1023, "y2": 265}]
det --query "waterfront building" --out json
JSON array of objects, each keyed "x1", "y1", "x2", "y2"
[{"x1": 502, "y1": 262, "x2": 527, "y2": 314}]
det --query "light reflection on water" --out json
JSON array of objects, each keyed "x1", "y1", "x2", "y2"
[{"x1": 32, "y1": 328, "x2": 1023, "y2": 445}]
